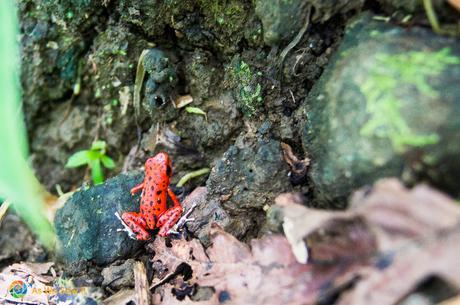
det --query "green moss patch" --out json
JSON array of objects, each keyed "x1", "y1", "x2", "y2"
[
  {"x1": 360, "y1": 48, "x2": 460, "y2": 152},
  {"x1": 229, "y1": 58, "x2": 263, "y2": 116}
]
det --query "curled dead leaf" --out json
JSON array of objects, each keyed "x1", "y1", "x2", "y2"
[
  {"x1": 149, "y1": 225, "x2": 315, "y2": 305},
  {"x1": 277, "y1": 178, "x2": 460, "y2": 305},
  {"x1": 174, "y1": 94, "x2": 193, "y2": 108},
  {"x1": 280, "y1": 142, "x2": 310, "y2": 185},
  {"x1": 7, "y1": 262, "x2": 55, "y2": 284},
  {"x1": 102, "y1": 289, "x2": 137, "y2": 305}
]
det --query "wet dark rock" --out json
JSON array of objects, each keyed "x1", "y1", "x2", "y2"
[
  {"x1": 42, "y1": 0, "x2": 106, "y2": 31},
  {"x1": 177, "y1": 92, "x2": 242, "y2": 153},
  {"x1": 118, "y1": 1, "x2": 257, "y2": 54},
  {"x1": 207, "y1": 136, "x2": 290, "y2": 211},
  {"x1": 255, "y1": 0, "x2": 310, "y2": 45},
  {"x1": 205, "y1": 134, "x2": 290, "y2": 239},
  {"x1": 177, "y1": 134, "x2": 291, "y2": 243},
  {"x1": 102, "y1": 259, "x2": 135, "y2": 289},
  {"x1": 0, "y1": 214, "x2": 46, "y2": 264},
  {"x1": 55, "y1": 172, "x2": 144, "y2": 265},
  {"x1": 296, "y1": 14, "x2": 460, "y2": 207},
  {"x1": 143, "y1": 49, "x2": 178, "y2": 115},
  {"x1": 19, "y1": 1, "x2": 86, "y2": 129},
  {"x1": 30, "y1": 104, "x2": 97, "y2": 191},
  {"x1": 182, "y1": 187, "x2": 230, "y2": 247},
  {"x1": 183, "y1": 49, "x2": 220, "y2": 102},
  {"x1": 255, "y1": 0, "x2": 364, "y2": 45},
  {"x1": 377, "y1": 0, "x2": 459, "y2": 22}
]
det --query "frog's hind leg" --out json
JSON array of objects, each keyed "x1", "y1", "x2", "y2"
[
  {"x1": 156, "y1": 188, "x2": 183, "y2": 237},
  {"x1": 121, "y1": 212, "x2": 150, "y2": 240}
]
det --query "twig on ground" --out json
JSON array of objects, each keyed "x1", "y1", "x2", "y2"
[{"x1": 134, "y1": 261, "x2": 150, "y2": 305}]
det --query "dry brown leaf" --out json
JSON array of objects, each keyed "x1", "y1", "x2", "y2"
[
  {"x1": 351, "y1": 179, "x2": 460, "y2": 252},
  {"x1": 448, "y1": 0, "x2": 460, "y2": 11},
  {"x1": 174, "y1": 94, "x2": 194, "y2": 108},
  {"x1": 150, "y1": 225, "x2": 316, "y2": 305},
  {"x1": 6, "y1": 262, "x2": 55, "y2": 284},
  {"x1": 45, "y1": 191, "x2": 74, "y2": 222},
  {"x1": 147, "y1": 179, "x2": 460, "y2": 305},
  {"x1": 280, "y1": 142, "x2": 310, "y2": 185},
  {"x1": 338, "y1": 225, "x2": 460, "y2": 305},
  {"x1": 438, "y1": 295, "x2": 460, "y2": 305},
  {"x1": 0, "y1": 262, "x2": 55, "y2": 304},
  {"x1": 276, "y1": 192, "x2": 377, "y2": 265},
  {"x1": 277, "y1": 178, "x2": 460, "y2": 305},
  {"x1": 101, "y1": 289, "x2": 136, "y2": 305}
]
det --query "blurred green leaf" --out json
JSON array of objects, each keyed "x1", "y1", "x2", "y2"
[
  {"x1": 91, "y1": 160, "x2": 104, "y2": 185},
  {"x1": 0, "y1": 0, "x2": 55, "y2": 249},
  {"x1": 65, "y1": 150, "x2": 90, "y2": 168},
  {"x1": 66, "y1": 140, "x2": 114, "y2": 184},
  {"x1": 101, "y1": 155, "x2": 116, "y2": 169},
  {"x1": 91, "y1": 140, "x2": 106, "y2": 151},
  {"x1": 86, "y1": 150, "x2": 102, "y2": 162}
]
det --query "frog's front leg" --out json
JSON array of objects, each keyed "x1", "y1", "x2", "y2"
[
  {"x1": 121, "y1": 212, "x2": 150, "y2": 240},
  {"x1": 130, "y1": 183, "x2": 144, "y2": 195}
]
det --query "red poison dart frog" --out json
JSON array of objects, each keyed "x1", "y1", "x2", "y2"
[{"x1": 122, "y1": 152, "x2": 183, "y2": 240}]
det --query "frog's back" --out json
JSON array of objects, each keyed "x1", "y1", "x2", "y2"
[{"x1": 140, "y1": 153, "x2": 171, "y2": 221}]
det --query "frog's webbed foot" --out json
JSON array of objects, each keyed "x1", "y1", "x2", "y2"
[
  {"x1": 115, "y1": 212, "x2": 137, "y2": 240},
  {"x1": 168, "y1": 202, "x2": 198, "y2": 235},
  {"x1": 116, "y1": 211, "x2": 150, "y2": 240}
]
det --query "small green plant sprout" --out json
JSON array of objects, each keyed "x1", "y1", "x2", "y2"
[
  {"x1": 185, "y1": 106, "x2": 208, "y2": 121},
  {"x1": 66, "y1": 140, "x2": 116, "y2": 185}
]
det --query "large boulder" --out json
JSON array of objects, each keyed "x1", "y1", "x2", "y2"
[
  {"x1": 255, "y1": 0, "x2": 364, "y2": 45},
  {"x1": 297, "y1": 14, "x2": 460, "y2": 207}
]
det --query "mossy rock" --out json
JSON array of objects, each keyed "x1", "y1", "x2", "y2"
[
  {"x1": 55, "y1": 172, "x2": 144, "y2": 265},
  {"x1": 255, "y1": 0, "x2": 364, "y2": 45},
  {"x1": 297, "y1": 13, "x2": 460, "y2": 207}
]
